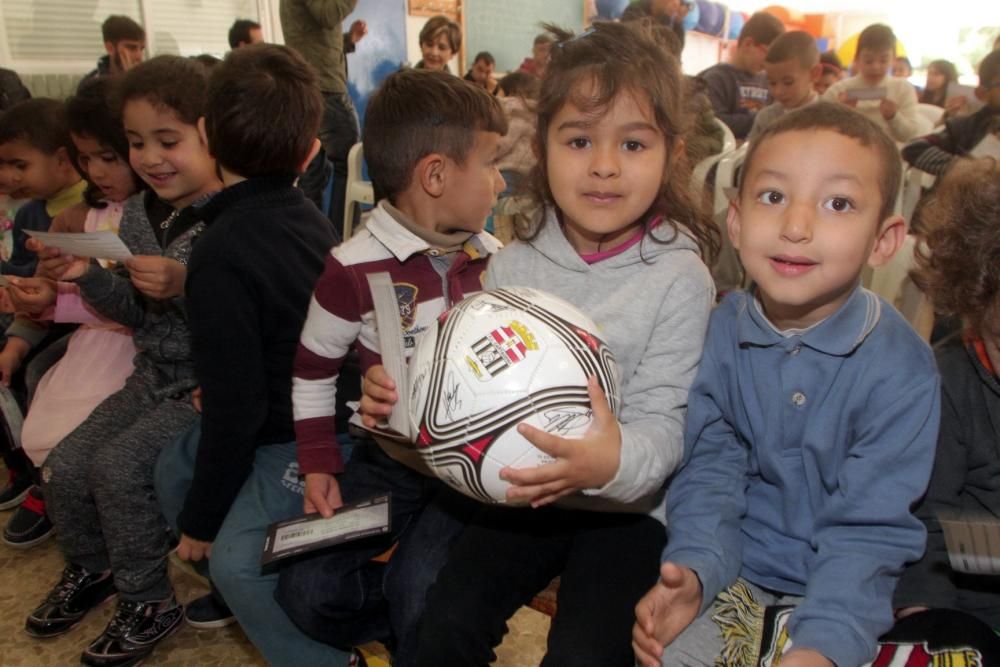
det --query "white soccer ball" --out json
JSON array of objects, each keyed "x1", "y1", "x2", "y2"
[{"x1": 407, "y1": 287, "x2": 621, "y2": 504}]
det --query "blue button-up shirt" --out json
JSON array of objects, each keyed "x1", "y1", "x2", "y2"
[{"x1": 664, "y1": 286, "x2": 940, "y2": 667}]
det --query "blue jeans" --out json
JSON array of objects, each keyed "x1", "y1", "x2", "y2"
[
  {"x1": 154, "y1": 421, "x2": 351, "y2": 667},
  {"x1": 275, "y1": 439, "x2": 476, "y2": 666}
]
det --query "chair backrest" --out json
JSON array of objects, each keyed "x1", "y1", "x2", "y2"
[
  {"x1": 715, "y1": 118, "x2": 737, "y2": 154},
  {"x1": 342, "y1": 142, "x2": 374, "y2": 240},
  {"x1": 712, "y1": 142, "x2": 749, "y2": 220}
]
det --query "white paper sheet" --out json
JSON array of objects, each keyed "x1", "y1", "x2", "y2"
[{"x1": 25, "y1": 230, "x2": 133, "y2": 262}]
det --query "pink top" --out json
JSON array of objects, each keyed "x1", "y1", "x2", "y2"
[{"x1": 577, "y1": 216, "x2": 662, "y2": 265}]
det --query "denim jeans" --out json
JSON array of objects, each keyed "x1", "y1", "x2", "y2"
[
  {"x1": 154, "y1": 421, "x2": 351, "y2": 667},
  {"x1": 275, "y1": 439, "x2": 476, "y2": 666},
  {"x1": 298, "y1": 92, "x2": 359, "y2": 238}
]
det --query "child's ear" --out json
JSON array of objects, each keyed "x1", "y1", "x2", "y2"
[
  {"x1": 725, "y1": 199, "x2": 743, "y2": 251},
  {"x1": 296, "y1": 138, "x2": 321, "y2": 175},
  {"x1": 808, "y1": 63, "x2": 823, "y2": 83},
  {"x1": 417, "y1": 152, "x2": 447, "y2": 197},
  {"x1": 868, "y1": 214, "x2": 906, "y2": 268},
  {"x1": 54, "y1": 146, "x2": 72, "y2": 167},
  {"x1": 104, "y1": 41, "x2": 116, "y2": 57},
  {"x1": 196, "y1": 117, "x2": 210, "y2": 148}
]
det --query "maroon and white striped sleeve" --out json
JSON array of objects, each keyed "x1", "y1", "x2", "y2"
[{"x1": 292, "y1": 254, "x2": 362, "y2": 475}]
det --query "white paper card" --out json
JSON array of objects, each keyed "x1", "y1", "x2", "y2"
[
  {"x1": 366, "y1": 272, "x2": 411, "y2": 439},
  {"x1": 846, "y1": 87, "x2": 888, "y2": 101},
  {"x1": 940, "y1": 517, "x2": 1000, "y2": 575},
  {"x1": 970, "y1": 133, "x2": 1000, "y2": 160},
  {"x1": 25, "y1": 230, "x2": 133, "y2": 262}
]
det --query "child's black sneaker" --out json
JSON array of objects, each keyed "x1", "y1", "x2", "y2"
[
  {"x1": 184, "y1": 591, "x2": 235, "y2": 629},
  {"x1": 25, "y1": 564, "x2": 117, "y2": 638},
  {"x1": 81, "y1": 594, "x2": 183, "y2": 666},
  {"x1": 0, "y1": 468, "x2": 31, "y2": 510},
  {"x1": 3, "y1": 485, "x2": 54, "y2": 548}
]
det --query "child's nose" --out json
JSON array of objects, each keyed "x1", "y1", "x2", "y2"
[
  {"x1": 589, "y1": 145, "x2": 619, "y2": 178},
  {"x1": 780, "y1": 203, "x2": 814, "y2": 242}
]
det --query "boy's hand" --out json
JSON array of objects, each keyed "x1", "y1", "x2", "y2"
[
  {"x1": 837, "y1": 91, "x2": 858, "y2": 108},
  {"x1": 6, "y1": 276, "x2": 57, "y2": 314},
  {"x1": 191, "y1": 386, "x2": 202, "y2": 413},
  {"x1": 126, "y1": 256, "x2": 187, "y2": 300},
  {"x1": 176, "y1": 534, "x2": 212, "y2": 562},
  {"x1": 895, "y1": 605, "x2": 929, "y2": 619},
  {"x1": 776, "y1": 649, "x2": 835, "y2": 667},
  {"x1": 348, "y1": 20, "x2": 368, "y2": 45},
  {"x1": 27, "y1": 239, "x2": 90, "y2": 281},
  {"x1": 944, "y1": 95, "x2": 967, "y2": 118},
  {"x1": 633, "y1": 562, "x2": 704, "y2": 667},
  {"x1": 0, "y1": 337, "x2": 30, "y2": 386},
  {"x1": 879, "y1": 98, "x2": 898, "y2": 120},
  {"x1": 359, "y1": 364, "x2": 398, "y2": 429},
  {"x1": 0, "y1": 287, "x2": 15, "y2": 313},
  {"x1": 304, "y1": 472, "x2": 344, "y2": 518},
  {"x1": 501, "y1": 377, "x2": 620, "y2": 507}
]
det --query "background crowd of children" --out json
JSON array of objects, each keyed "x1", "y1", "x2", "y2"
[{"x1": 0, "y1": 4, "x2": 999, "y2": 667}]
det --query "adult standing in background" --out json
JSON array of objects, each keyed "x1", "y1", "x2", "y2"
[
  {"x1": 81, "y1": 15, "x2": 146, "y2": 85},
  {"x1": 280, "y1": 0, "x2": 367, "y2": 237},
  {"x1": 228, "y1": 19, "x2": 264, "y2": 49}
]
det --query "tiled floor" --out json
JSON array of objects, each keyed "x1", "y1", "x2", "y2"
[{"x1": 0, "y1": 481, "x2": 550, "y2": 666}]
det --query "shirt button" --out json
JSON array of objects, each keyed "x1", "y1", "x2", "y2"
[
  {"x1": 790, "y1": 346, "x2": 801, "y2": 356},
  {"x1": 791, "y1": 391, "x2": 806, "y2": 406}
]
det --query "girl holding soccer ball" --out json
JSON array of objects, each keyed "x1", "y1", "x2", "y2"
[{"x1": 362, "y1": 20, "x2": 718, "y2": 664}]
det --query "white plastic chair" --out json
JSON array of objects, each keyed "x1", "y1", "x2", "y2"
[
  {"x1": 716, "y1": 117, "x2": 737, "y2": 154},
  {"x1": 712, "y1": 142, "x2": 749, "y2": 221},
  {"x1": 916, "y1": 103, "x2": 944, "y2": 129},
  {"x1": 343, "y1": 142, "x2": 375, "y2": 240}
]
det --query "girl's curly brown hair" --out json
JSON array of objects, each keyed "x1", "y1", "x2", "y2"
[
  {"x1": 521, "y1": 20, "x2": 720, "y2": 264},
  {"x1": 910, "y1": 158, "x2": 1000, "y2": 331}
]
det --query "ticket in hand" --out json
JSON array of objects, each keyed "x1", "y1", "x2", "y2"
[
  {"x1": 261, "y1": 494, "x2": 391, "y2": 567},
  {"x1": 846, "y1": 87, "x2": 888, "y2": 101}
]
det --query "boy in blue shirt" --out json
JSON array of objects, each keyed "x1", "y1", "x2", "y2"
[{"x1": 633, "y1": 102, "x2": 940, "y2": 667}]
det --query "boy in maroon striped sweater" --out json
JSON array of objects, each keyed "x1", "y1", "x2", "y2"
[{"x1": 275, "y1": 68, "x2": 507, "y2": 663}]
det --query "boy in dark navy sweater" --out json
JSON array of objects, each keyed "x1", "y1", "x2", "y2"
[{"x1": 152, "y1": 44, "x2": 346, "y2": 664}]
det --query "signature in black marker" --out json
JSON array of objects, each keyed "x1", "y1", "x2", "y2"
[{"x1": 542, "y1": 407, "x2": 592, "y2": 436}]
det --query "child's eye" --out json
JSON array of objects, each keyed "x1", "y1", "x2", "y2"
[
  {"x1": 129, "y1": 142, "x2": 144, "y2": 150},
  {"x1": 160, "y1": 141, "x2": 178, "y2": 149},
  {"x1": 756, "y1": 190, "x2": 785, "y2": 205},
  {"x1": 100, "y1": 152, "x2": 118, "y2": 163},
  {"x1": 568, "y1": 137, "x2": 590, "y2": 149},
  {"x1": 622, "y1": 140, "x2": 644, "y2": 152},
  {"x1": 822, "y1": 196, "x2": 855, "y2": 213}
]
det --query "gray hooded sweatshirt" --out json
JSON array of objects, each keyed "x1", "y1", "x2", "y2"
[{"x1": 485, "y1": 208, "x2": 715, "y2": 523}]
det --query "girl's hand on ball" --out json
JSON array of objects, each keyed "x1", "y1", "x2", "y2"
[
  {"x1": 501, "y1": 377, "x2": 621, "y2": 507},
  {"x1": 359, "y1": 364, "x2": 398, "y2": 429}
]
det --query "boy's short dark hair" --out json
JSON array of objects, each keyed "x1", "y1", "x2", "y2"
[
  {"x1": 0, "y1": 98, "x2": 72, "y2": 155},
  {"x1": 980, "y1": 49, "x2": 1000, "y2": 86},
  {"x1": 419, "y1": 15, "x2": 461, "y2": 53},
  {"x1": 533, "y1": 33, "x2": 554, "y2": 47},
  {"x1": 119, "y1": 55, "x2": 209, "y2": 125},
  {"x1": 498, "y1": 71, "x2": 539, "y2": 99},
  {"x1": 363, "y1": 69, "x2": 507, "y2": 201},
  {"x1": 101, "y1": 15, "x2": 145, "y2": 44},
  {"x1": 473, "y1": 51, "x2": 495, "y2": 67},
  {"x1": 205, "y1": 44, "x2": 322, "y2": 177},
  {"x1": 766, "y1": 30, "x2": 819, "y2": 69},
  {"x1": 738, "y1": 12, "x2": 785, "y2": 47},
  {"x1": 740, "y1": 101, "x2": 901, "y2": 222},
  {"x1": 229, "y1": 19, "x2": 262, "y2": 49},
  {"x1": 856, "y1": 24, "x2": 895, "y2": 56}
]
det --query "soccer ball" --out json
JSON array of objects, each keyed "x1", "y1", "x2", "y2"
[{"x1": 407, "y1": 287, "x2": 621, "y2": 504}]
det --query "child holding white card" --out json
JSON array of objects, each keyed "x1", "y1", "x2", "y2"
[
  {"x1": 0, "y1": 78, "x2": 142, "y2": 550},
  {"x1": 22, "y1": 56, "x2": 222, "y2": 667},
  {"x1": 894, "y1": 158, "x2": 1000, "y2": 629},
  {"x1": 823, "y1": 24, "x2": 921, "y2": 142}
]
